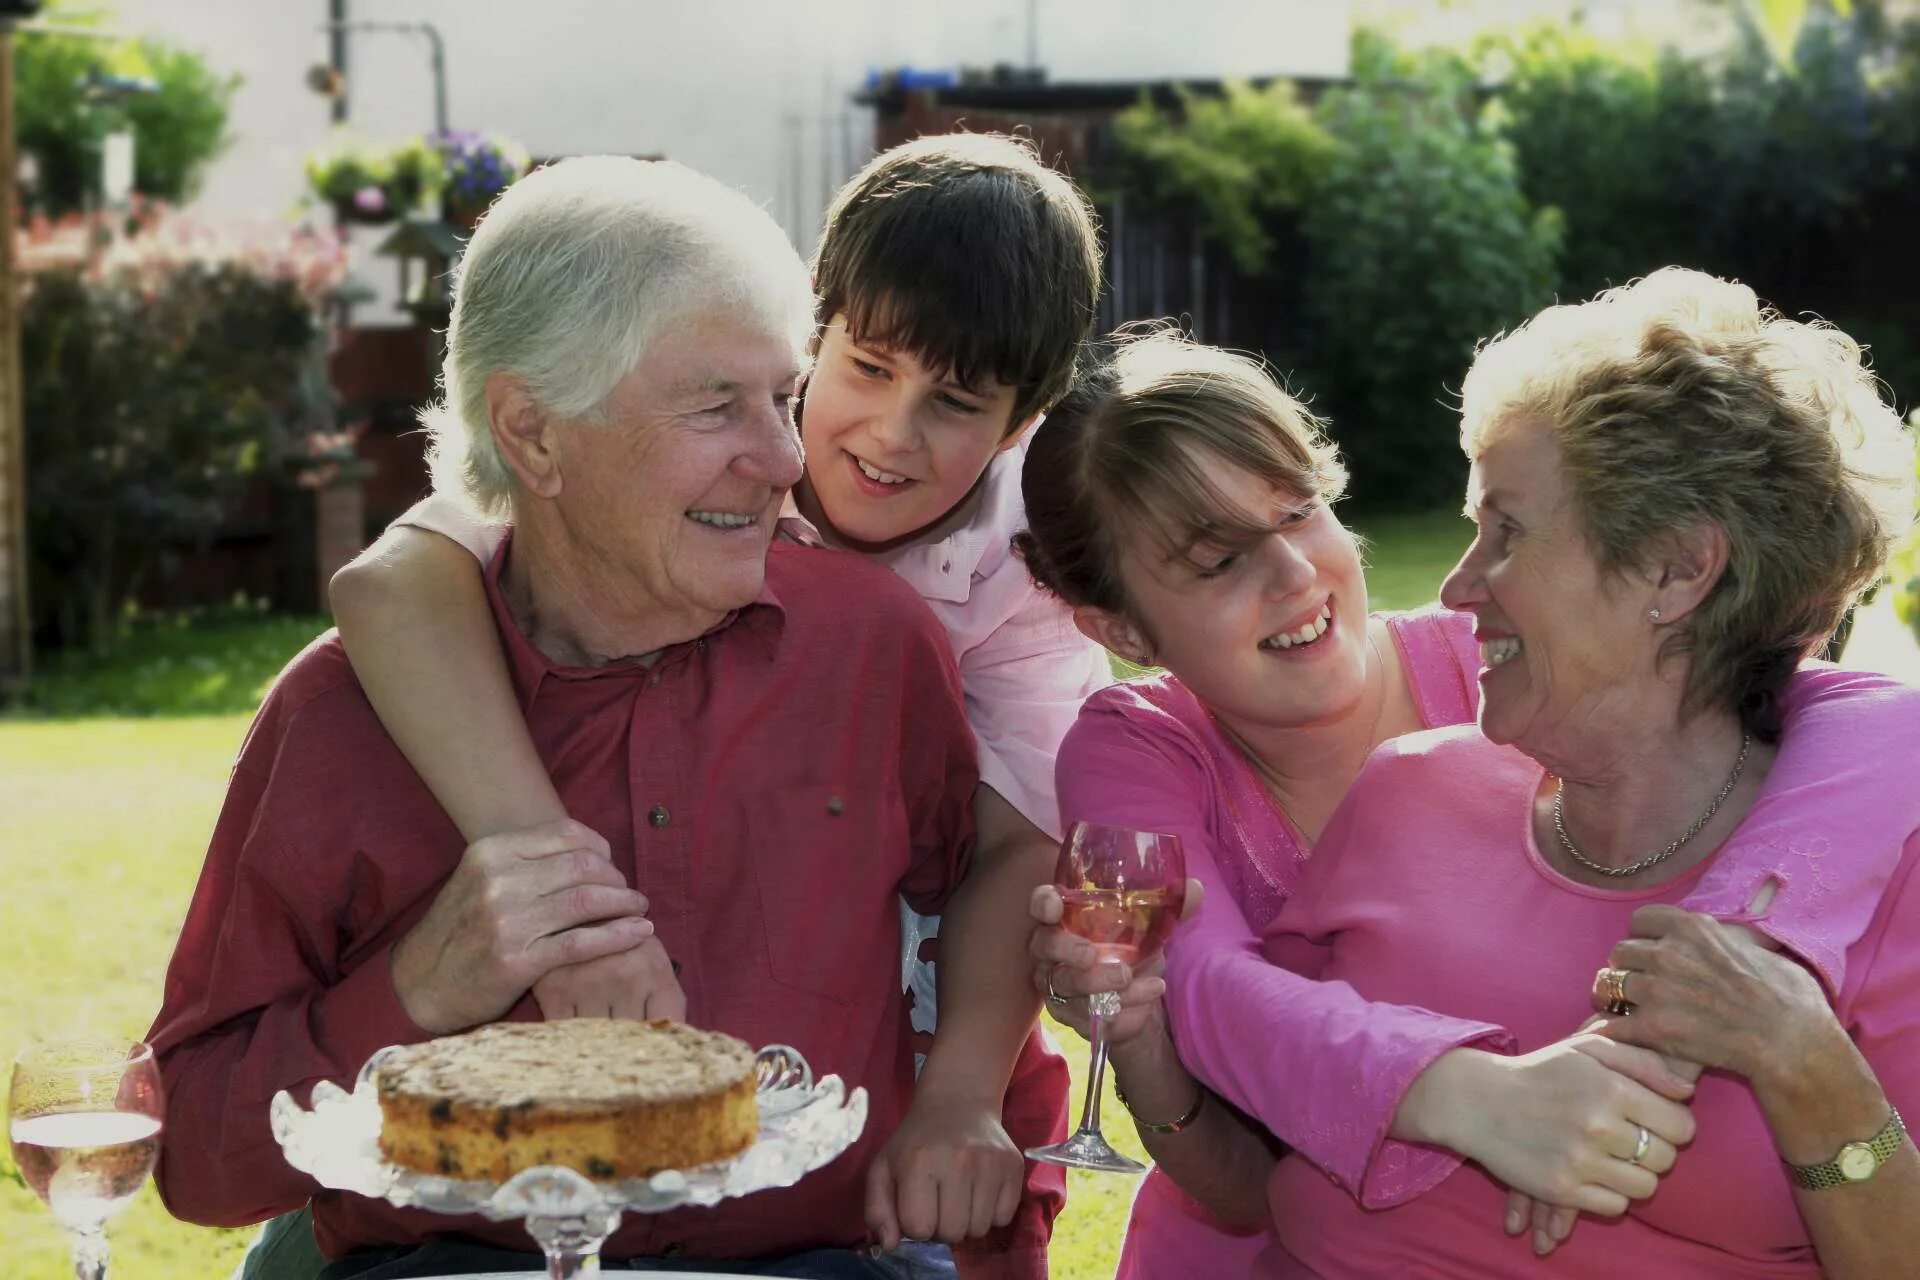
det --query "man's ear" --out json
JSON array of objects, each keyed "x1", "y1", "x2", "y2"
[
  {"x1": 1648, "y1": 519, "x2": 1731, "y2": 627},
  {"x1": 1072, "y1": 605, "x2": 1155, "y2": 668},
  {"x1": 485, "y1": 372, "x2": 563, "y2": 500},
  {"x1": 998, "y1": 411, "x2": 1043, "y2": 452}
]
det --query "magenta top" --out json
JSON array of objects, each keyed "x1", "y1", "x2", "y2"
[
  {"x1": 1058, "y1": 603, "x2": 1920, "y2": 1278},
  {"x1": 1262, "y1": 726, "x2": 1920, "y2": 1277}
]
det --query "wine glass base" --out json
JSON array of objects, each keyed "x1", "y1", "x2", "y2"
[{"x1": 1025, "y1": 1133, "x2": 1147, "y2": 1174}]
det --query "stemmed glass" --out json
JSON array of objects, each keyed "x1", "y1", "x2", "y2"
[
  {"x1": 9, "y1": 1038, "x2": 165, "y2": 1280},
  {"x1": 1026, "y1": 821, "x2": 1187, "y2": 1174}
]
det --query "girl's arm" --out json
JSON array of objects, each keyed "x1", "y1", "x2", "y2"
[{"x1": 329, "y1": 521, "x2": 566, "y2": 839}]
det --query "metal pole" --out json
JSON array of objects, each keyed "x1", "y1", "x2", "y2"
[
  {"x1": 423, "y1": 23, "x2": 446, "y2": 135},
  {"x1": 328, "y1": 0, "x2": 348, "y2": 124},
  {"x1": 0, "y1": 27, "x2": 28, "y2": 686}
]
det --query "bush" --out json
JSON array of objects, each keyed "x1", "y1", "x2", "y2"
[
  {"x1": 1300, "y1": 34, "x2": 1561, "y2": 507},
  {"x1": 20, "y1": 212, "x2": 347, "y2": 652},
  {"x1": 14, "y1": 12, "x2": 236, "y2": 216},
  {"x1": 1108, "y1": 31, "x2": 1560, "y2": 506}
]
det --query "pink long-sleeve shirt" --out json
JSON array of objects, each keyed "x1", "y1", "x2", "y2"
[
  {"x1": 1262, "y1": 725, "x2": 1920, "y2": 1277},
  {"x1": 1060, "y1": 603, "x2": 1920, "y2": 1279}
]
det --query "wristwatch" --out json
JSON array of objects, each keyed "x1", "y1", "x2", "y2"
[{"x1": 1786, "y1": 1107, "x2": 1906, "y2": 1190}]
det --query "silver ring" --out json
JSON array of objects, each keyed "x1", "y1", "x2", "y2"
[
  {"x1": 1630, "y1": 1124, "x2": 1651, "y2": 1166},
  {"x1": 1045, "y1": 971, "x2": 1072, "y2": 1007}
]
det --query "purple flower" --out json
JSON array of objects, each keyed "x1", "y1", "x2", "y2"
[{"x1": 352, "y1": 185, "x2": 386, "y2": 214}]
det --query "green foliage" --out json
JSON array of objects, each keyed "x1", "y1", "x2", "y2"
[
  {"x1": 1109, "y1": 82, "x2": 1334, "y2": 274},
  {"x1": 1893, "y1": 413, "x2": 1920, "y2": 644},
  {"x1": 1301, "y1": 33, "x2": 1562, "y2": 507},
  {"x1": 1108, "y1": 31, "x2": 1560, "y2": 507},
  {"x1": 13, "y1": 19, "x2": 236, "y2": 215},
  {"x1": 21, "y1": 218, "x2": 341, "y2": 653},
  {"x1": 303, "y1": 133, "x2": 444, "y2": 220}
]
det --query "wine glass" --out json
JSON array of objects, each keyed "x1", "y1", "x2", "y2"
[
  {"x1": 9, "y1": 1038, "x2": 165, "y2": 1280},
  {"x1": 1026, "y1": 821, "x2": 1187, "y2": 1174}
]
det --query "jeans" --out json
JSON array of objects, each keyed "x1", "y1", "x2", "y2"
[{"x1": 315, "y1": 1231, "x2": 953, "y2": 1280}]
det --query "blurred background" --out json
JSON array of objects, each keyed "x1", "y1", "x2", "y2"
[{"x1": 0, "y1": 2, "x2": 1916, "y2": 1277}]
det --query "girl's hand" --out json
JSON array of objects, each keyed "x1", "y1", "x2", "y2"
[{"x1": 1026, "y1": 878, "x2": 1202, "y2": 1049}]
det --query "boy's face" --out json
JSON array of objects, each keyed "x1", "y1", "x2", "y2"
[{"x1": 799, "y1": 315, "x2": 1031, "y2": 551}]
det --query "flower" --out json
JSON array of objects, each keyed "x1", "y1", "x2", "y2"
[{"x1": 351, "y1": 185, "x2": 386, "y2": 215}]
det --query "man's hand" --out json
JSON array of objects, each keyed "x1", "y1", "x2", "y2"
[
  {"x1": 391, "y1": 819, "x2": 654, "y2": 1033},
  {"x1": 533, "y1": 935, "x2": 687, "y2": 1021},
  {"x1": 864, "y1": 1094, "x2": 1024, "y2": 1249}
]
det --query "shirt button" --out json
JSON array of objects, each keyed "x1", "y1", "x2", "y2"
[
  {"x1": 648, "y1": 805, "x2": 671, "y2": 828},
  {"x1": 826, "y1": 795, "x2": 845, "y2": 816},
  {"x1": 648, "y1": 672, "x2": 662, "y2": 687}
]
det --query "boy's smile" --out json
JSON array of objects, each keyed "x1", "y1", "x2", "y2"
[{"x1": 795, "y1": 315, "x2": 1033, "y2": 554}]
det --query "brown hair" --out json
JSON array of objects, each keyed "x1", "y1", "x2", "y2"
[
  {"x1": 812, "y1": 132, "x2": 1102, "y2": 431},
  {"x1": 1461, "y1": 267, "x2": 1916, "y2": 739},
  {"x1": 1014, "y1": 328, "x2": 1348, "y2": 616}
]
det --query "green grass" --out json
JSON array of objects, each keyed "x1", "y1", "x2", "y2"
[{"x1": 0, "y1": 515, "x2": 1468, "y2": 1279}]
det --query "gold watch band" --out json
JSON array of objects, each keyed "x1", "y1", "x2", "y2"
[{"x1": 1786, "y1": 1106, "x2": 1906, "y2": 1190}]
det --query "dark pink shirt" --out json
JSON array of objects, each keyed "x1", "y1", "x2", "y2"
[{"x1": 147, "y1": 538, "x2": 979, "y2": 1262}]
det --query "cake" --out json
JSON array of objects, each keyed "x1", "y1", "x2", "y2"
[{"x1": 374, "y1": 1018, "x2": 759, "y2": 1182}]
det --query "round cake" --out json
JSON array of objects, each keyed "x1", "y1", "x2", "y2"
[{"x1": 375, "y1": 1018, "x2": 759, "y2": 1182}]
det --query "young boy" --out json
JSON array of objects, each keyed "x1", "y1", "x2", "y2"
[{"x1": 325, "y1": 133, "x2": 1107, "y2": 1278}]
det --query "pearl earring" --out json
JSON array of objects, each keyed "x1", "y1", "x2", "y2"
[{"x1": 1649, "y1": 608, "x2": 1662, "y2": 622}]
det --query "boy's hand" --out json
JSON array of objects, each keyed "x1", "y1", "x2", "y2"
[
  {"x1": 864, "y1": 1094, "x2": 1023, "y2": 1248},
  {"x1": 532, "y1": 936, "x2": 686, "y2": 1022}
]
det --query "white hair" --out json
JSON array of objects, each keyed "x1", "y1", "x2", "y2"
[{"x1": 422, "y1": 156, "x2": 814, "y2": 514}]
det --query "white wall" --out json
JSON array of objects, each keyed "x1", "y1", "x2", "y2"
[{"x1": 112, "y1": 1, "x2": 1350, "y2": 232}]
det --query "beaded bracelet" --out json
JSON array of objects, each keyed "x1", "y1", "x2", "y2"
[{"x1": 1114, "y1": 1079, "x2": 1207, "y2": 1134}]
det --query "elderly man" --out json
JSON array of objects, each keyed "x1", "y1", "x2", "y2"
[{"x1": 146, "y1": 158, "x2": 981, "y2": 1278}]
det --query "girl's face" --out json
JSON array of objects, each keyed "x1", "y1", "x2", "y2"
[{"x1": 1096, "y1": 449, "x2": 1374, "y2": 734}]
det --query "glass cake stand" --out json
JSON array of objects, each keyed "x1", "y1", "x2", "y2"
[{"x1": 271, "y1": 1044, "x2": 865, "y2": 1279}]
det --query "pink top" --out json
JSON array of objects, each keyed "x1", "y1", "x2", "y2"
[
  {"x1": 1062, "y1": 603, "x2": 1920, "y2": 1279},
  {"x1": 1262, "y1": 725, "x2": 1920, "y2": 1278},
  {"x1": 1062, "y1": 608, "x2": 1503, "y2": 1280},
  {"x1": 397, "y1": 428, "x2": 1108, "y2": 840}
]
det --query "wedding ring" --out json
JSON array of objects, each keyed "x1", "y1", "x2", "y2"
[
  {"x1": 1598, "y1": 966, "x2": 1635, "y2": 1016},
  {"x1": 1630, "y1": 1124, "x2": 1652, "y2": 1166},
  {"x1": 1046, "y1": 971, "x2": 1073, "y2": 1007}
]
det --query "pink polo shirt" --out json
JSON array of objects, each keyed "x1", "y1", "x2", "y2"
[
  {"x1": 1060, "y1": 601, "x2": 1920, "y2": 1279},
  {"x1": 1263, "y1": 725, "x2": 1920, "y2": 1278}
]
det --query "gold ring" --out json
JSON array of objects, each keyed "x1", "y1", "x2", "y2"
[{"x1": 1598, "y1": 966, "x2": 1635, "y2": 1016}]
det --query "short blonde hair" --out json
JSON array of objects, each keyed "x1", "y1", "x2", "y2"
[
  {"x1": 422, "y1": 157, "x2": 813, "y2": 515},
  {"x1": 1014, "y1": 327, "x2": 1348, "y2": 616},
  {"x1": 1461, "y1": 267, "x2": 1916, "y2": 736}
]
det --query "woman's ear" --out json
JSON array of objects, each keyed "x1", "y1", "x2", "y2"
[
  {"x1": 1648, "y1": 519, "x2": 1731, "y2": 626},
  {"x1": 1073, "y1": 605, "x2": 1155, "y2": 667},
  {"x1": 484, "y1": 372, "x2": 563, "y2": 499}
]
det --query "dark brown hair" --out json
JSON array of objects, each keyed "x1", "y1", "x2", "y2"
[{"x1": 812, "y1": 132, "x2": 1102, "y2": 431}]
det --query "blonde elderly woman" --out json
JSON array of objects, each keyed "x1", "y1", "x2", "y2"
[{"x1": 1240, "y1": 269, "x2": 1919, "y2": 1277}]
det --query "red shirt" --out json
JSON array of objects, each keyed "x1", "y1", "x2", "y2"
[{"x1": 147, "y1": 539, "x2": 979, "y2": 1262}]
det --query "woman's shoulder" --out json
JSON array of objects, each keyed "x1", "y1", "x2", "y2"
[
  {"x1": 1355, "y1": 723, "x2": 1533, "y2": 798},
  {"x1": 1063, "y1": 674, "x2": 1221, "y2": 773}
]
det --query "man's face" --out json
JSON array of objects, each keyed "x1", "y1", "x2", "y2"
[{"x1": 545, "y1": 305, "x2": 805, "y2": 626}]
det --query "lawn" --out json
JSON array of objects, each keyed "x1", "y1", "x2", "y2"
[{"x1": 0, "y1": 515, "x2": 1470, "y2": 1280}]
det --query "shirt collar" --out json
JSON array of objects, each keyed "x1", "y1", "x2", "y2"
[
  {"x1": 484, "y1": 532, "x2": 786, "y2": 713},
  {"x1": 776, "y1": 438, "x2": 1028, "y2": 605}
]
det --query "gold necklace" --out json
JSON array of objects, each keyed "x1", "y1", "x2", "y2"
[{"x1": 1551, "y1": 733, "x2": 1752, "y2": 879}]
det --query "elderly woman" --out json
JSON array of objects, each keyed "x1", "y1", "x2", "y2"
[
  {"x1": 1253, "y1": 268, "x2": 1918, "y2": 1276},
  {"x1": 1019, "y1": 314, "x2": 1919, "y2": 1277}
]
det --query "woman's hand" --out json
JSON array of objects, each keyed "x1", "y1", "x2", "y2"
[
  {"x1": 1589, "y1": 905, "x2": 1834, "y2": 1094},
  {"x1": 1399, "y1": 1034, "x2": 1698, "y2": 1227},
  {"x1": 1026, "y1": 879, "x2": 1202, "y2": 1050}
]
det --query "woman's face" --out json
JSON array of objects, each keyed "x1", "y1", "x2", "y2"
[
  {"x1": 1440, "y1": 418, "x2": 1656, "y2": 763},
  {"x1": 1108, "y1": 451, "x2": 1373, "y2": 733}
]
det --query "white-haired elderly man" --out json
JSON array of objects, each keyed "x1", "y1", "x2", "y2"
[{"x1": 147, "y1": 158, "x2": 984, "y2": 1279}]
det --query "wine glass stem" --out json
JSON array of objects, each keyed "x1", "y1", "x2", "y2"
[
  {"x1": 1077, "y1": 990, "x2": 1122, "y2": 1136},
  {"x1": 69, "y1": 1227, "x2": 108, "y2": 1280}
]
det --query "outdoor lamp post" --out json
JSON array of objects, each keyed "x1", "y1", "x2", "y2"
[{"x1": 312, "y1": 20, "x2": 448, "y2": 136}]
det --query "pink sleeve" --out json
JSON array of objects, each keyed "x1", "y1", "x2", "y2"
[
  {"x1": 961, "y1": 582, "x2": 1109, "y2": 841},
  {"x1": 1680, "y1": 666, "x2": 1920, "y2": 995},
  {"x1": 391, "y1": 492, "x2": 508, "y2": 563},
  {"x1": 1057, "y1": 707, "x2": 1513, "y2": 1209}
]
